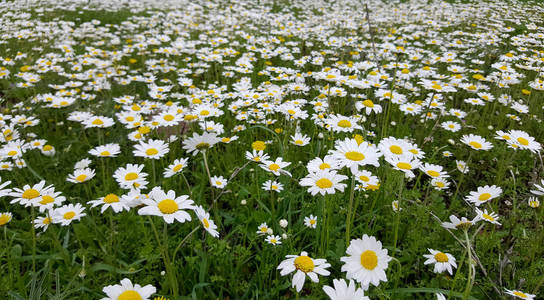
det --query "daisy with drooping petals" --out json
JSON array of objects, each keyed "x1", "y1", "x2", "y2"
[
  {"x1": 504, "y1": 289, "x2": 535, "y2": 300},
  {"x1": 330, "y1": 138, "x2": 382, "y2": 174},
  {"x1": 138, "y1": 187, "x2": 194, "y2": 224},
  {"x1": 323, "y1": 278, "x2": 369, "y2": 300},
  {"x1": 277, "y1": 251, "x2": 331, "y2": 292},
  {"x1": 101, "y1": 278, "x2": 156, "y2": 300},
  {"x1": 465, "y1": 185, "x2": 502, "y2": 206},
  {"x1": 423, "y1": 249, "x2": 457, "y2": 275},
  {"x1": 441, "y1": 215, "x2": 473, "y2": 230},
  {"x1": 88, "y1": 193, "x2": 131, "y2": 213},
  {"x1": 66, "y1": 168, "x2": 95, "y2": 184},
  {"x1": 195, "y1": 205, "x2": 219, "y2": 238},
  {"x1": 460, "y1": 134, "x2": 493, "y2": 150},
  {"x1": 299, "y1": 170, "x2": 348, "y2": 196},
  {"x1": 89, "y1": 143, "x2": 121, "y2": 158},
  {"x1": 52, "y1": 203, "x2": 86, "y2": 226},
  {"x1": 133, "y1": 139, "x2": 169, "y2": 159},
  {"x1": 340, "y1": 234, "x2": 391, "y2": 287},
  {"x1": 182, "y1": 132, "x2": 221, "y2": 155}
]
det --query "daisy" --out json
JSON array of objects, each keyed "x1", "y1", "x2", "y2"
[
  {"x1": 163, "y1": 158, "x2": 189, "y2": 178},
  {"x1": 528, "y1": 197, "x2": 540, "y2": 208},
  {"x1": 299, "y1": 170, "x2": 348, "y2": 196},
  {"x1": 504, "y1": 289, "x2": 536, "y2": 300},
  {"x1": 74, "y1": 158, "x2": 92, "y2": 169},
  {"x1": 306, "y1": 155, "x2": 340, "y2": 173},
  {"x1": 326, "y1": 114, "x2": 362, "y2": 133},
  {"x1": 330, "y1": 138, "x2": 382, "y2": 174},
  {"x1": 460, "y1": 134, "x2": 493, "y2": 151},
  {"x1": 290, "y1": 132, "x2": 310, "y2": 146},
  {"x1": 431, "y1": 178, "x2": 451, "y2": 191},
  {"x1": 530, "y1": 180, "x2": 544, "y2": 196},
  {"x1": 441, "y1": 215, "x2": 473, "y2": 230},
  {"x1": 508, "y1": 130, "x2": 541, "y2": 153},
  {"x1": 419, "y1": 163, "x2": 449, "y2": 179},
  {"x1": 441, "y1": 121, "x2": 461, "y2": 132},
  {"x1": 52, "y1": 203, "x2": 86, "y2": 226},
  {"x1": 340, "y1": 234, "x2": 392, "y2": 287},
  {"x1": 423, "y1": 249, "x2": 457, "y2": 275},
  {"x1": 245, "y1": 150, "x2": 270, "y2": 163},
  {"x1": 89, "y1": 143, "x2": 121, "y2": 157},
  {"x1": 465, "y1": 185, "x2": 502, "y2": 206},
  {"x1": 0, "y1": 212, "x2": 12, "y2": 226},
  {"x1": 0, "y1": 176, "x2": 11, "y2": 197},
  {"x1": 262, "y1": 180, "x2": 284, "y2": 193},
  {"x1": 323, "y1": 278, "x2": 369, "y2": 300},
  {"x1": 260, "y1": 158, "x2": 292, "y2": 177},
  {"x1": 10, "y1": 180, "x2": 53, "y2": 206},
  {"x1": 210, "y1": 175, "x2": 227, "y2": 189},
  {"x1": 356, "y1": 99, "x2": 382, "y2": 115},
  {"x1": 101, "y1": 278, "x2": 156, "y2": 300},
  {"x1": 66, "y1": 168, "x2": 95, "y2": 184},
  {"x1": 138, "y1": 187, "x2": 194, "y2": 224},
  {"x1": 34, "y1": 214, "x2": 53, "y2": 231},
  {"x1": 31, "y1": 189, "x2": 66, "y2": 213},
  {"x1": 304, "y1": 215, "x2": 318, "y2": 228},
  {"x1": 277, "y1": 251, "x2": 331, "y2": 292},
  {"x1": 194, "y1": 205, "x2": 219, "y2": 238},
  {"x1": 182, "y1": 132, "x2": 221, "y2": 155},
  {"x1": 113, "y1": 164, "x2": 148, "y2": 190},
  {"x1": 385, "y1": 154, "x2": 421, "y2": 178},
  {"x1": 133, "y1": 139, "x2": 169, "y2": 159},
  {"x1": 88, "y1": 193, "x2": 131, "y2": 213},
  {"x1": 265, "y1": 235, "x2": 282, "y2": 245},
  {"x1": 378, "y1": 137, "x2": 411, "y2": 158},
  {"x1": 474, "y1": 208, "x2": 501, "y2": 225},
  {"x1": 257, "y1": 223, "x2": 270, "y2": 235},
  {"x1": 354, "y1": 170, "x2": 379, "y2": 188},
  {"x1": 456, "y1": 160, "x2": 469, "y2": 174},
  {"x1": 83, "y1": 116, "x2": 115, "y2": 128}
]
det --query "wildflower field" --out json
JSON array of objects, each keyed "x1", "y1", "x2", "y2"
[{"x1": 1, "y1": 0, "x2": 544, "y2": 299}]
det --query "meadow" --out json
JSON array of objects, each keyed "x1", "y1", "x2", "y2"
[{"x1": 0, "y1": 0, "x2": 543, "y2": 299}]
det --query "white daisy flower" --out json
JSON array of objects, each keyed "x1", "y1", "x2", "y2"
[
  {"x1": 340, "y1": 234, "x2": 391, "y2": 287},
  {"x1": 277, "y1": 251, "x2": 331, "y2": 292},
  {"x1": 101, "y1": 278, "x2": 156, "y2": 300},
  {"x1": 423, "y1": 249, "x2": 457, "y2": 275},
  {"x1": 137, "y1": 187, "x2": 194, "y2": 224}
]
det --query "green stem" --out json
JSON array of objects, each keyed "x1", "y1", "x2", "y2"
[
  {"x1": 392, "y1": 176, "x2": 404, "y2": 255},
  {"x1": 462, "y1": 229, "x2": 474, "y2": 300},
  {"x1": 453, "y1": 152, "x2": 473, "y2": 202},
  {"x1": 148, "y1": 216, "x2": 179, "y2": 298},
  {"x1": 346, "y1": 176, "x2": 356, "y2": 247}
]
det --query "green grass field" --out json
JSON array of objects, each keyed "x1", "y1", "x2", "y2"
[{"x1": 0, "y1": 0, "x2": 543, "y2": 299}]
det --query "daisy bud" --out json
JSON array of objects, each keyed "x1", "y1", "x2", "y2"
[
  {"x1": 448, "y1": 139, "x2": 455, "y2": 145},
  {"x1": 390, "y1": 121, "x2": 396, "y2": 126},
  {"x1": 318, "y1": 132, "x2": 324, "y2": 139},
  {"x1": 267, "y1": 228, "x2": 273, "y2": 235},
  {"x1": 487, "y1": 125, "x2": 493, "y2": 130},
  {"x1": 279, "y1": 219, "x2": 288, "y2": 228},
  {"x1": 240, "y1": 199, "x2": 247, "y2": 205},
  {"x1": 161, "y1": 271, "x2": 166, "y2": 276},
  {"x1": 282, "y1": 233, "x2": 288, "y2": 239}
]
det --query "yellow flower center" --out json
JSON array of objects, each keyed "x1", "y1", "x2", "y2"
[
  {"x1": 63, "y1": 212, "x2": 76, "y2": 220},
  {"x1": 0, "y1": 214, "x2": 11, "y2": 225},
  {"x1": 310, "y1": 219, "x2": 316, "y2": 225},
  {"x1": 427, "y1": 170, "x2": 440, "y2": 177},
  {"x1": 517, "y1": 137, "x2": 529, "y2": 146},
  {"x1": 252, "y1": 141, "x2": 266, "y2": 151},
  {"x1": 125, "y1": 172, "x2": 138, "y2": 181},
  {"x1": 397, "y1": 162, "x2": 412, "y2": 170},
  {"x1": 316, "y1": 178, "x2": 333, "y2": 189},
  {"x1": 202, "y1": 218, "x2": 210, "y2": 228},
  {"x1": 158, "y1": 199, "x2": 178, "y2": 214},
  {"x1": 117, "y1": 290, "x2": 142, "y2": 300},
  {"x1": 22, "y1": 189, "x2": 40, "y2": 199},
  {"x1": 513, "y1": 291, "x2": 528, "y2": 298},
  {"x1": 100, "y1": 151, "x2": 111, "y2": 156},
  {"x1": 389, "y1": 145, "x2": 403, "y2": 155},
  {"x1": 294, "y1": 255, "x2": 315, "y2": 273},
  {"x1": 479, "y1": 193, "x2": 491, "y2": 201},
  {"x1": 92, "y1": 119, "x2": 104, "y2": 125},
  {"x1": 362, "y1": 100, "x2": 374, "y2": 107},
  {"x1": 345, "y1": 151, "x2": 365, "y2": 161},
  {"x1": 436, "y1": 181, "x2": 445, "y2": 188},
  {"x1": 43, "y1": 145, "x2": 53, "y2": 151},
  {"x1": 195, "y1": 142, "x2": 210, "y2": 150},
  {"x1": 145, "y1": 148, "x2": 158, "y2": 156},
  {"x1": 173, "y1": 164, "x2": 183, "y2": 172},
  {"x1": 39, "y1": 195, "x2": 55, "y2": 205},
  {"x1": 469, "y1": 141, "x2": 482, "y2": 149},
  {"x1": 360, "y1": 250, "x2": 378, "y2": 270},
  {"x1": 319, "y1": 163, "x2": 330, "y2": 170},
  {"x1": 104, "y1": 194, "x2": 119, "y2": 203},
  {"x1": 7, "y1": 150, "x2": 17, "y2": 156},
  {"x1": 269, "y1": 163, "x2": 280, "y2": 172},
  {"x1": 337, "y1": 120, "x2": 352, "y2": 128},
  {"x1": 482, "y1": 213, "x2": 495, "y2": 222},
  {"x1": 163, "y1": 114, "x2": 174, "y2": 121},
  {"x1": 359, "y1": 175, "x2": 369, "y2": 182},
  {"x1": 295, "y1": 140, "x2": 303, "y2": 145},
  {"x1": 76, "y1": 174, "x2": 87, "y2": 182},
  {"x1": 434, "y1": 252, "x2": 449, "y2": 262}
]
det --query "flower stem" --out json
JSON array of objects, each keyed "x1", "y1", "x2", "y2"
[
  {"x1": 148, "y1": 216, "x2": 179, "y2": 298},
  {"x1": 345, "y1": 176, "x2": 356, "y2": 247},
  {"x1": 462, "y1": 229, "x2": 474, "y2": 300}
]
